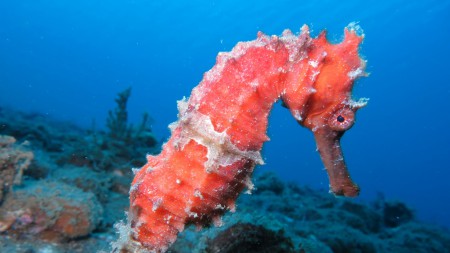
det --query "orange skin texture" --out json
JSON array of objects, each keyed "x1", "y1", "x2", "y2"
[{"x1": 121, "y1": 25, "x2": 367, "y2": 252}]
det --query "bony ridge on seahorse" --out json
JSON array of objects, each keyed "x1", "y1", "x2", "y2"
[{"x1": 113, "y1": 23, "x2": 368, "y2": 253}]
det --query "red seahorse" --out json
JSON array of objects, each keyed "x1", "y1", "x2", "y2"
[{"x1": 113, "y1": 24, "x2": 367, "y2": 253}]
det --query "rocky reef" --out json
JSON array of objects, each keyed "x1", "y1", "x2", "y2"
[
  {"x1": 0, "y1": 180, "x2": 102, "y2": 241},
  {"x1": 0, "y1": 89, "x2": 159, "y2": 252},
  {"x1": 1, "y1": 91, "x2": 450, "y2": 252},
  {"x1": 169, "y1": 172, "x2": 450, "y2": 253},
  {"x1": 0, "y1": 135, "x2": 33, "y2": 205}
]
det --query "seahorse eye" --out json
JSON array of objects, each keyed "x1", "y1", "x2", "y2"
[{"x1": 328, "y1": 108, "x2": 355, "y2": 131}]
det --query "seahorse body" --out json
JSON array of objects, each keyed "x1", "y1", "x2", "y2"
[{"x1": 114, "y1": 25, "x2": 367, "y2": 253}]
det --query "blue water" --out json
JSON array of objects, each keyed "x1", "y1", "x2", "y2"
[{"x1": 1, "y1": 0, "x2": 449, "y2": 229}]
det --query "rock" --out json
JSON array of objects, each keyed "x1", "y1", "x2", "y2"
[
  {"x1": 205, "y1": 223, "x2": 295, "y2": 253},
  {"x1": 0, "y1": 180, "x2": 103, "y2": 241},
  {"x1": 0, "y1": 135, "x2": 34, "y2": 203},
  {"x1": 383, "y1": 201, "x2": 414, "y2": 228}
]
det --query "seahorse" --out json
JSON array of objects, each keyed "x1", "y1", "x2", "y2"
[{"x1": 113, "y1": 24, "x2": 368, "y2": 253}]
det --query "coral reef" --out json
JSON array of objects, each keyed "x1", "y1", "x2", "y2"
[{"x1": 0, "y1": 107, "x2": 84, "y2": 152}]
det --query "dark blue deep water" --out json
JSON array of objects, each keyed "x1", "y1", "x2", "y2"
[{"x1": 1, "y1": 0, "x2": 449, "y2": 230}]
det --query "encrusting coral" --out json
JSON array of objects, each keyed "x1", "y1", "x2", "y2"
[
  {"x1": 0, "y1": 136, "x2": 103, "y2": 241},
  {"x1": 0, "y1": 180, "x2": 103, "y2": 241},
  {"x1": 0, "y1": 135, "x2": 34, "y2": 204}
]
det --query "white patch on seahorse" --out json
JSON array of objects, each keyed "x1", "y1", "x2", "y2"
[
  {"x1": 227, "y1": 201, "x2": 236, "y2": 212},
  {"x1": 310, "y1": 70, "x2": 320, "y2": 81},
  {"x1": 129, "y1": 180, "x2": 141, "y2": 194},
  {"x1": 131, "y1": 167, "x2": 140, "y2": 175},
  {"x1": 183, "y1": 201, "x2": 199, "y2": 218},
  {"x1": 145, "y1": 166, "x2": 154, "y2": 174},
  {"x1": 292, "y1": 110, "x2": 303, "y2": 121},
  {"x1": 164, "y1": 215, "x2": 172, "y2": 225},
  {"x1": 347, "y1": 22, "x2": 365, "y2": 37},
  {"x1": 347, "y1": 67, "x2": 364, "y2": 79},
  {"x1": 171, "y1": 108, "x2": 264, "y2": 173},
  {"x1": 177, "y1": 97, "x2": 189, "y2": 116},
  {"x1": 348, "y1": 97, "x2": 369, "y2": 108},
  {"x1": 193, "y1": 189, "x2": 204, "y2": 200},
  {"x1": 152, "y1": 197, "x2": 163, "y2": 212},
  {"x1": 111, "y1": 214, "x2": 151, "y2": 253},
  {"x1": 168, "y1": 97, "x2": 189, "y2": 133},
  {"x1": 214, "y1": 204, "x2": 226, "y2": 210},
  {"x1": 308, "y1": 60, "x2": 319, "y2": 68},
  {"x1": 187, "y1": 211, "x2": 198, "y2": 218},
  {"x1": 236, "y1": 90, "x2": 249, "y2": 105},
  {"x1": 212, "y1": 215, "x2": 224, "y2": 227},
  {"x1": 279, "y1": 26, "x2": 311, "y2": 62},
  {"x1": 243, "y1": 175, "x2": 255, "y2": 194},
  {"x1": 248, "y1": 79, "x2": 260, "y2": 91}
]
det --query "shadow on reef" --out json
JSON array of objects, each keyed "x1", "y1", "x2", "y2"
[
  {"x1": 205, "y1": 223, "x2": 296, "y2": 253},
  {"x1": 1, "y1": 89, "x2": 450, "y2": 252}
]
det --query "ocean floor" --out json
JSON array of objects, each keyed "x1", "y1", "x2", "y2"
[{"x1": 1, "y1": 97, "x2": 450, "y2": 253}]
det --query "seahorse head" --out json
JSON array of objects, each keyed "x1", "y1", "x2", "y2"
[{"x1": 296, "y1": 27, "x2": 368, "y2": 197}]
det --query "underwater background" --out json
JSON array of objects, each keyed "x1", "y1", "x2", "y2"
[{"x1": 1, "y1": 0, "x2": 450, "y2": 252}]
